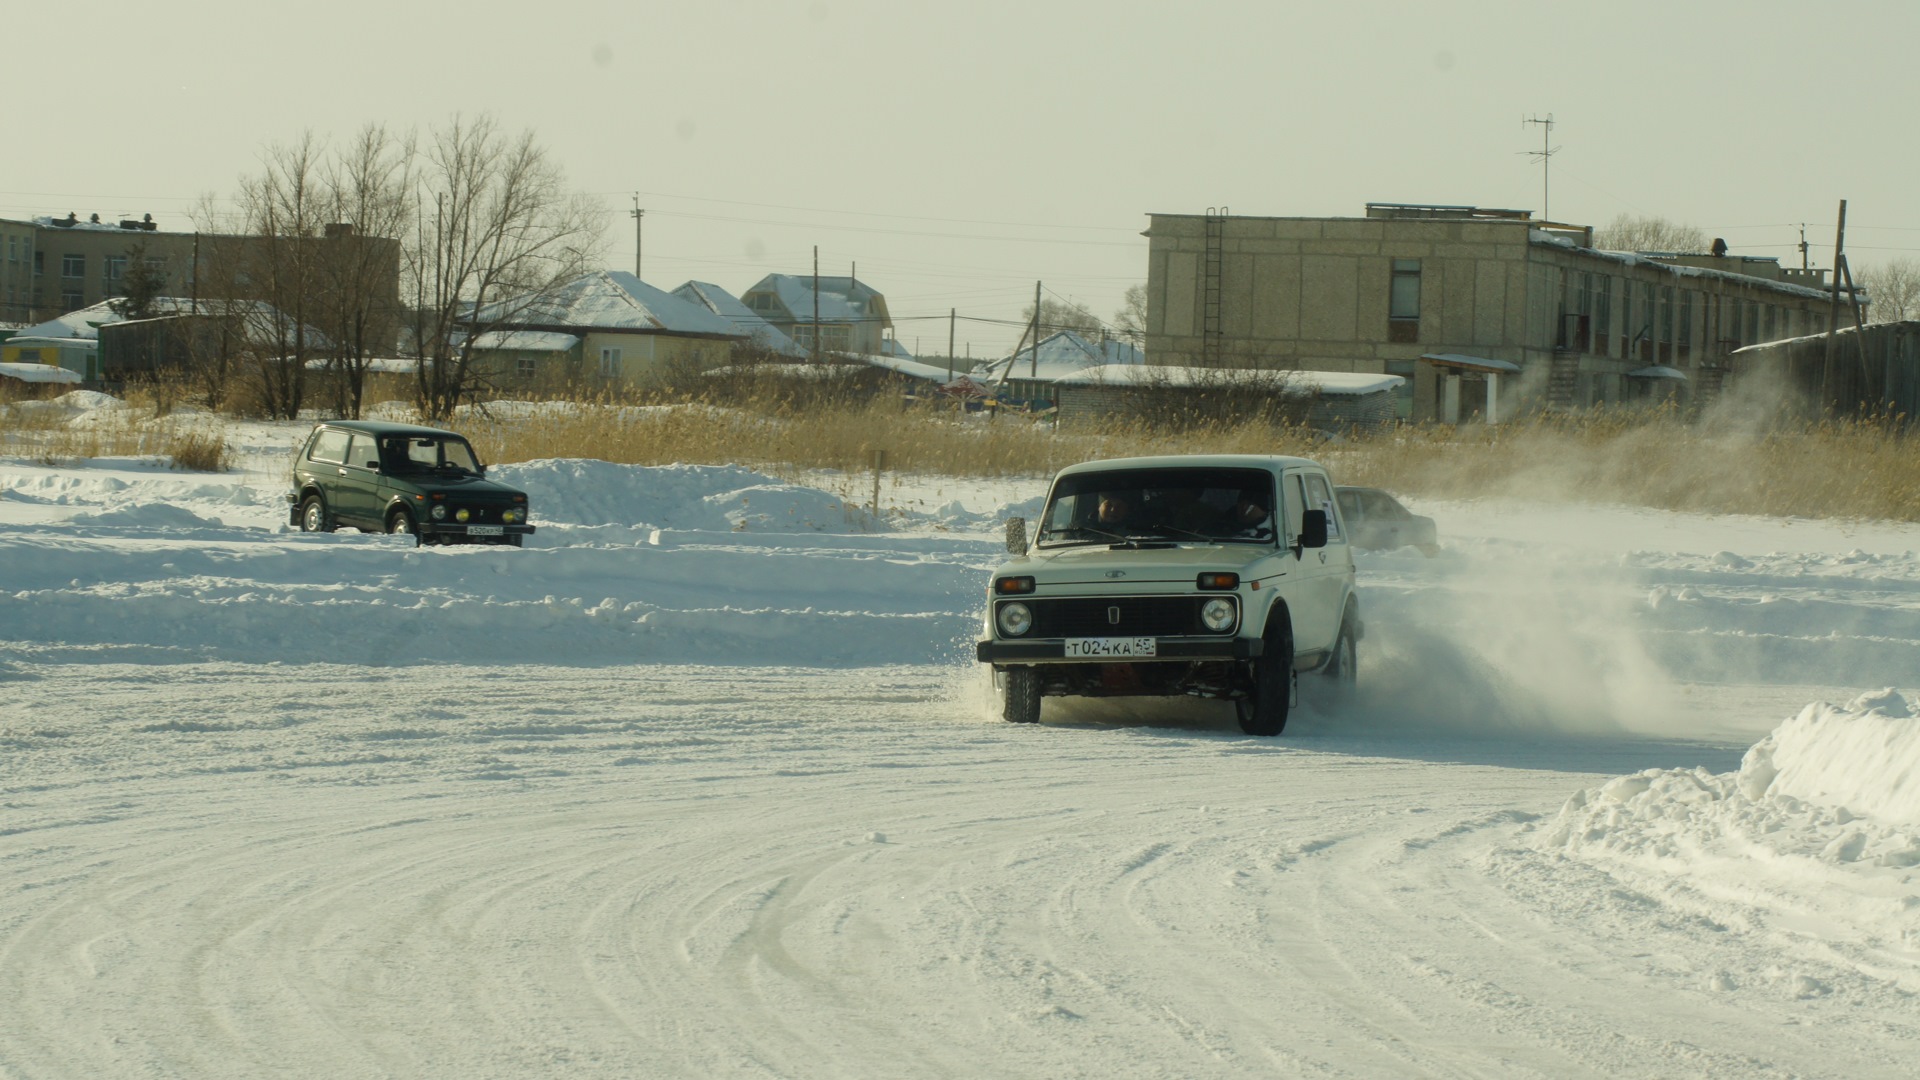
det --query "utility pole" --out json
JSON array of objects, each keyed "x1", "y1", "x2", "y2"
[
  {"x1": 1030, "y1": 280, "x2": 1042, "y2": 379},
  {"x1": 948, "y1": 307, "x2": 956, "y2": 380},
  {"x1": 812, "y1": 245, "x2": 821, "y2": 363},
  {"x1": 1798, "y1": 224, "x2": 1810, "y2": 271},
  {"x1": 1822, "y1": 199, "x2": 1848, "y2": 404},
  {"x1": 1522, "y1": 114, "x2": 1559, "y2": 222},
  {"x1": 641, "y1": 193, "x2": 656, "y2": 278}
]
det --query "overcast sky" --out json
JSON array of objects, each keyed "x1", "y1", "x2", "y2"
[{"x1": 10, "y1": 0, "x2": 1916, "y2": 355}]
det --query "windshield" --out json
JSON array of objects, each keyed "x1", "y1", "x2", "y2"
[
  {"x1": 380, "y1": 435, "x2": 483, "y2": 476},
  {"x1": 1036, "y1": 467, "x2": 1277, "y2": 547}
]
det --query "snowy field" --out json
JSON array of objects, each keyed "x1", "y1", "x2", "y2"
[{"x1": 6, "y1": 396, "x2": 1920, "y2": 1077}]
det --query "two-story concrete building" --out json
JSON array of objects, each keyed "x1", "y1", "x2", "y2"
[{"x1": 1143, "y1": 203, "x2": 1861, "y2": 423}]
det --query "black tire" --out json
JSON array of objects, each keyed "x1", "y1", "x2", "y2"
[
  {"x1": 298, "y1": 495, "x2": 332, "y2": 534},
  {"x1": 1321, "y1": 617, "x2": 1358, "y2": 704},
  {"x1": 504, "y1": 535, "x2": 523, "y2": 548},
  {"x1": 1002, "y1": 667, "x2": 1041, "y2": 724},
  {"x1": 388, "y1": 507, "x2": 420, "y2": 546},
  {"x1": 1237, "y1": 630, "x2": 1293, "y2": 736}
]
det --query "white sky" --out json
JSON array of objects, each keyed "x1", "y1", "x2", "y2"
[{"x1": 10, "y1": 0, "x2": 1918, "y2": 355}]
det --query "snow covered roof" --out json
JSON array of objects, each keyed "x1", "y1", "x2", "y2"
[
  {"x1": 1628, "y1": 365, "x2": 1688, "y2": 380},
  {"x1": 470, "y1": 330, "x2": 580, "y2": 352},
  {"x1": 741, "y1": 274, "x2": 890, "y2": 327},
  {"x1": 854, "y1": 351, "x2": 962, "y2": 383},
  {"x1": 1420, "y1": 352, "x2": 1523, "y2": 374},
  {"x1": 979, "y1": 330, "x2": 1146, "y2": 384},
  {"x1": 1528, "y1": 232, "x2": 1843, "y2": 302},
  {"x1": 18, "y1": 298, "x2": 323, "y2": 347},
  {"x1": 1056, "y1": 365, "x2": 1404, "y2": 395},
  {"x1": 0, "y1": 362, "x2": 84, "y2": 384},
  {"x1": 671, "y1": 281, "x2": 806, "y2": 357},
  {"x1": 478, "y1": 272, "x2": 746, "y2": 337},
  {"x1": 880, "y1": 338, "x2": 914, "y2": 360}
]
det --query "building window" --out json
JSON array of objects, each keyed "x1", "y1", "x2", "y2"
[
  {"x1": 599, "y1": 346, "x2": 621, "y2": 377},
  {"x1": 61, "y1": 254, "x2": 85, "y2": 278},
  {"x1": 104, "y1": 255, "x2": 127, "y2": 282},
  {"x1": 1679, "y1": 290, "x2": 1693, "y2": 362},
  {"x1": 1638, "y1": 282, "x2": 1656, "y2": 361},
  {"x1": 62, "y1": 290, "x2": 84, "y2": 311},
  {"x1": 1388, "y1": 258, "x2": 1420, "y2": 343},
  {"x1": 516, "y1": 355, "x2": 538, "y2": 378},
  {"x1": 1658, "y1": 285, "x2": 1675, "y2": 363},
  {"x1": 1594, "y1": 276, "x2": 1612, "y2": 356}
]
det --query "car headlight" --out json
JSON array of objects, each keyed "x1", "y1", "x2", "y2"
[
  {"x1": 1201, "y1": 597, "x2": 1237, "y2": 633},
  {"x1": 502, "y1": 508, "x2": 521, "y2": 524},
  {"x1": 997, "y1": 601, "x2": 1034, "y2": 637},
  {"x1": 455, "y1": 508, "x2": 471, "y2": 522},
  {"x1": 430, "y1": 504, "x2": 447, "y2": 520}
]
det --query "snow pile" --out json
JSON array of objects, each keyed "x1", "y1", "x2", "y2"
[
  {"x1": 494, "y1": 459, "x2": 877, "y2": 532},
  {"x1": 1541, "y1": 689, "x2": 1920, "y2": 866}
]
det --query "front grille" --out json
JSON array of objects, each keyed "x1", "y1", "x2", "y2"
[{"x1": 1017, "y1": 595, "x2": 1227, "y2": 637}]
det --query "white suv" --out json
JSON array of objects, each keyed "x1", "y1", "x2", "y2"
[{"x1": 976, "y1": 455, "x2": 1360, "y2": 735}]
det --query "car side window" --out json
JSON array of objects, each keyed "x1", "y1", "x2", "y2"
[
  {"x1": 347, "y1": 433, "x2": 383, "y2": 471},
  {"x1": 309, "y1": 429, "x2": 349, "y2": 464},
  {"x1": 1304, "y1": 473, "x2": 1342, "y2": 542}
]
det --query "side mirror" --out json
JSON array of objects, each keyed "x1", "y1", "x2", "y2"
[
  {"x1": 1300, "y1": 509, "x2": 1329, "y2": 550},
  {"x1": 1004, "y1": 516, "x2": 1028, "y2": 554}
]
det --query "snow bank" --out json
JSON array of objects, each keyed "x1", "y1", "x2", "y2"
[
  {"x1": 494, "y1": 460, "x2": 878, "y2": 533},
  {"x1": 1542, "y1": 690, "x2": 1920, "y2": 865}
]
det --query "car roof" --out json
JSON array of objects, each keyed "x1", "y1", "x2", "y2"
[
  {"x1": 1054, "y1": 454, "x2": 1326, "y2": 479},
  {"x1": 311, "y1": 420, "x2": 465, "y2": 439}
]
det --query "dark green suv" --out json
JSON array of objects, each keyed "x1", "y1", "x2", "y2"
[{"x1": 287, "y1": 420, "x2": 535, "y2": 546}]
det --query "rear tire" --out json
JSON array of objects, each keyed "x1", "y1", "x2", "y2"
[
  {"x1": 1002, "y1": 667, "x2": 1041, "y2": 724},
  {"x1": 1237, "y1": 632, "x2": 1293, "y2": 736},
  {"x1": 1320, "y1": 618, "x2": 1358, "y2": 705}
]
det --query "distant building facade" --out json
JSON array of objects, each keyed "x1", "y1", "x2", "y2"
[{"x1": 1143, "y1": 203, "x2": 1862, "y2": 423}]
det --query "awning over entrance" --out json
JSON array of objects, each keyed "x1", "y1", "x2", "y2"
[
  {"x1": 1627, "y1": 365, "x2": 1688, "y2": 381},
  {"x1": 1417, "y1": 352, "x2": 1522, "y2": 374}
]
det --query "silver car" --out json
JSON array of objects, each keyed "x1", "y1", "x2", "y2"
[{"x1": 1334, "y1": 486, "x2": 1438, "y2": 557}]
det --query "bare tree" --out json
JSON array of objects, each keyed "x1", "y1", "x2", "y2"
[
  {"x1": 1113, "y1": 283, "x2": 1147, "y2": 340},
  {"x1": 317, "y1": 124, "x2": 413, "y2": 418},
  {"x1": 1019, "y1": 296, "x2": 1103, "y2": 339},
  {"x1": 409, "y1": 115, "x2": 603, "y2": 421},
  {"x1": 233, "y1": 133, "x2": 329, "y2": 419},
  {"x1": 1853, "y1": 258, "x2": 1920, "y2": 323},
  {"x1": 1593, "y1": 214, "x2": 1708, "y2": 254}
]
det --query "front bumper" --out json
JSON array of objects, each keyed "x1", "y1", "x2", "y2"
[
  {"x1": 419, "y1": 522, "x2": 536, "y2": 539},
  {"x1": 977, "y1": 636, "x2": 1263, "y2": 664}
]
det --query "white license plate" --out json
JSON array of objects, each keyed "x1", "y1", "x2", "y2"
[
  {"x1": 1065, "y1": 637, "x2": 1157, "y2": 658},
  {"x1": 467, "y1": 525, "x2": 504, "y2": 536}
]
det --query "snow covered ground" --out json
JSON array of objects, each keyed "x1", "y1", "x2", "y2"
[{"x1": 5, "y1": 395, "x2": 1920, "y2": 1077}]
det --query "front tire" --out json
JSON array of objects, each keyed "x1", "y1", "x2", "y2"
[
  {"x1": 1002, "y1": 667, "x2": 1041, "y2": 724},
  {"x1": 299, "y1": 495, "x2": 332, "y2": 534},
  {"x1": 1237, "y1": 631, "x2": 1293, "y2": 736},
  {"x1": 388, "y1": 507, "x2": 420, "y2": 547}
]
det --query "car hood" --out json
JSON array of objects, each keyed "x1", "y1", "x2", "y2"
[
  {"x1": 1006, "y1": 543, "x2": 1276, "y2": 586},
  {"x1": 401, "y1": 473, "x2": 527, "y2": 499}
]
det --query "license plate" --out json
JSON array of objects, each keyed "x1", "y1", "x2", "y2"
[
  {"x1": 1065, "y1": 637, "x2": 1156, "y2": 658},
  {"x1": 467, "y1": 525, "x2": 504, "y2": 536}
]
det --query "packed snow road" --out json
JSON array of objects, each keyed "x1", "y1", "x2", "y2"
[{"x1": 5, "y1": 406, "x2": 1920, "y2": 1077}]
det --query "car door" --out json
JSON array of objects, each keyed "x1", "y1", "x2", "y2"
[
  {"x1": 1281, "y1": 468, "x2": 1340, "y2": 655},
  {"x1": 302, "y1": 427, "x2": 353, "y2": 522},
  {"x1": 336, "y1": 431, "x2": 386, "y2": 529}
]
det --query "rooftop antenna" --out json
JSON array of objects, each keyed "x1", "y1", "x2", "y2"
[
  {"x1": 1522, "y1": 114, "x2": 1559, "y2": 221},
  {"x1": 1798, "y1": 223, "x2": 1810, "y2": 270}
]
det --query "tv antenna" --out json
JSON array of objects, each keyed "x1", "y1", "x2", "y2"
[{"x1": 1522, "y1": 114, "x2": 1559, "y2": 222}]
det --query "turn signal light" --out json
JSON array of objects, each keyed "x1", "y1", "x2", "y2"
[
  {"x1": 1197, "y1": 572, "x2": 1239, "y2": 590},
  {"x1": 994, "y1": 576, "x2": 1036, "y2": 595}
]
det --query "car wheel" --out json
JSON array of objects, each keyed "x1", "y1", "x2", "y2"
[
  {"x1": 299, "y1": 495, "x2": 332, "y2": 534},
  {"x1": 1002, "y1": 666, "x2": 1041, "y2": 724},
  {"x1": 1321, "y1": 618, "x2": 1358, "y2": 704},
  {"x1": 388, "y1": 507, "x2": 421, "y2": 546},
  {"x1": 1237, "y1": 630, "x2": 1293, "y2": 736},
  {"x1": 505, "y1": 535, "x2": 523, "y2": 548}
]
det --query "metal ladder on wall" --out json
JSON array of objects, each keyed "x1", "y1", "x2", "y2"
[{"x1": 1203, "y1": 207, "x2": 1227, "y2": 365}]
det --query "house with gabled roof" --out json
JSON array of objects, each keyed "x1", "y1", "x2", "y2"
[
  {"x1": 671, "y1": 281, "x2": 807, "y2": 358},
  {"x1": 468, "y1": 270, "x2": 750, "y2": 386},
  {"x1": 739, "y1": 274, "x2": 893, "y2": 357},
  {"x1": 976, "y1": 329, "x2": 1147, "y2": 405}
]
